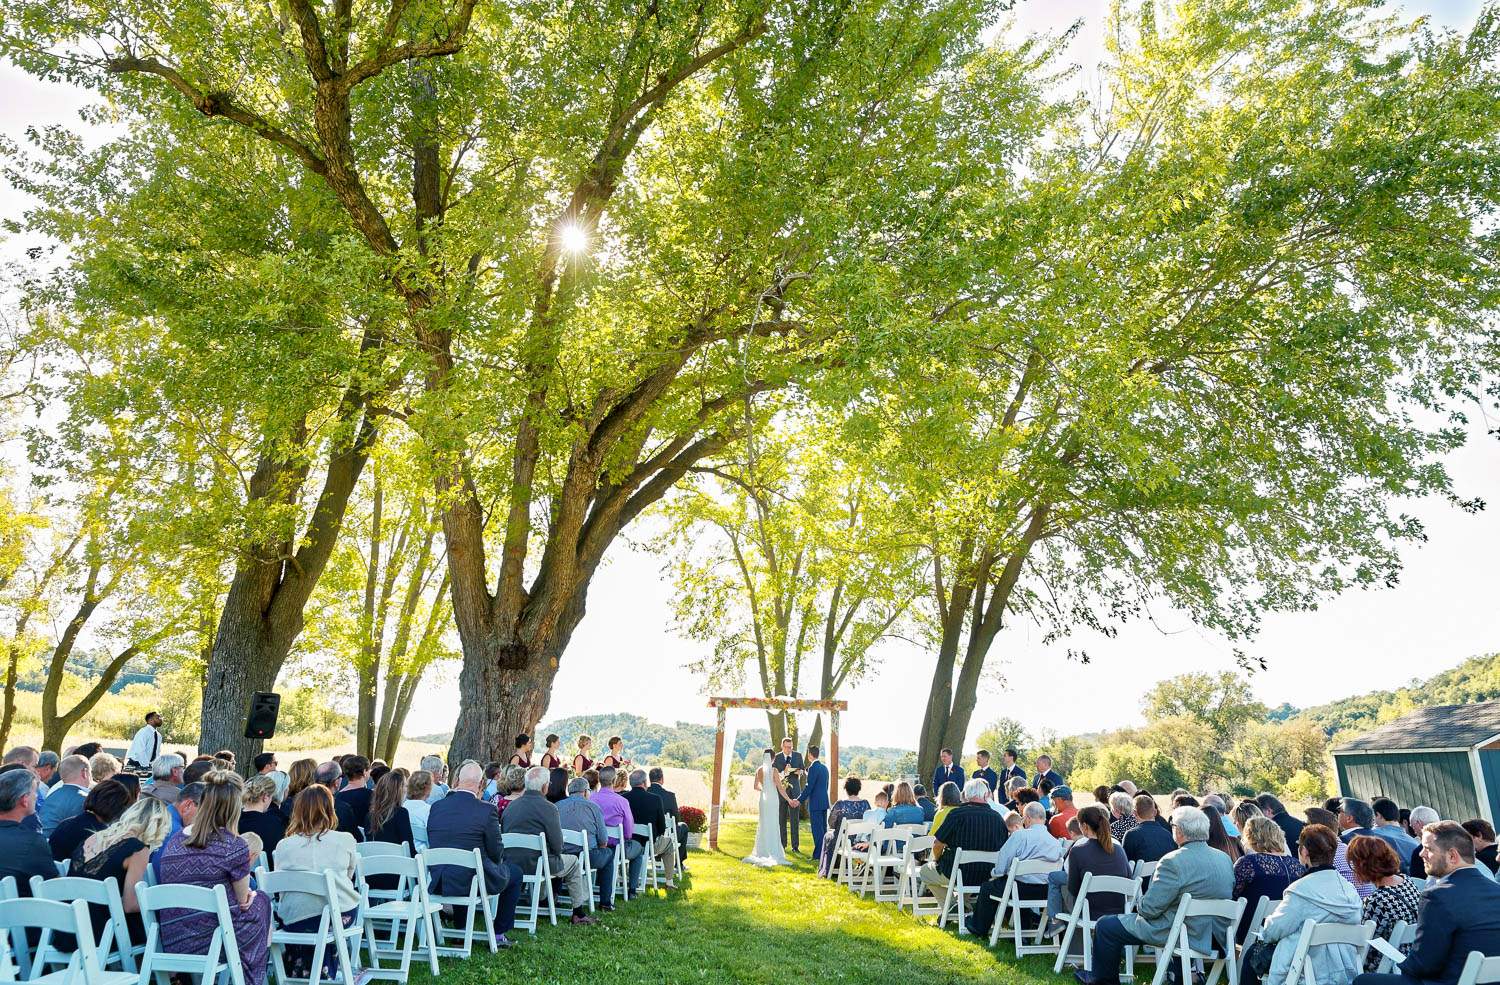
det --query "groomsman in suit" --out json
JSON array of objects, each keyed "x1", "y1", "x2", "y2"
[
  {"x1": 801, "y1": 746, "x2": 831, "y2": 863},
  {"x1": 972, "y1": 750, "x2": 1000, "y2": 795},
  {"x1": 772, "y1": 737, "x2": 804, "y2": 853},
  {"x1": 931, "y1": 748, "x2": 964, "y2": 796}
]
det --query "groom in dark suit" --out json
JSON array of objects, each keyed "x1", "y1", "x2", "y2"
[
  {"x1": 771, "y1": 737, "x2": 803, "y2": 853},
  {"x1": 801, "y1": 745, "x2": 831, "y2": 863}
]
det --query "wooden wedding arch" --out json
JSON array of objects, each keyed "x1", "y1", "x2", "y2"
[{"x1": 706, "y1": 695, "x2": 849, "y2": 850}]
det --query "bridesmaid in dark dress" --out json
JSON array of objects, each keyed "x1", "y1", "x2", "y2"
[
  {"x1": 157, "y1": 771, "x2": 271, "y2": 985},
  {"x1": 572, "y1": 735, "x2": 595, "y2": 776},
  {"x1": 599, "y1": 736, "x2": 630, "y2": 771},
  {"x1": 538, "y1": 734, "x2": 564, "y2": 770},
  {"x1": 508, "y1": 734, "x2": 533, "y2": 769},
  {"x1": 72, "y1": 795, "x2": 174, "y2": 952}
]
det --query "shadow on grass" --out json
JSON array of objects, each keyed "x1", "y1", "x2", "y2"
[{"x1": 410, "y1": 819, "x2": 1073, "y2": 985}]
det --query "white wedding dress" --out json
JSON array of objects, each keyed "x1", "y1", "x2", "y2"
[{"x1": 743, "y1": 752, "x2": 791, "y2": 867}]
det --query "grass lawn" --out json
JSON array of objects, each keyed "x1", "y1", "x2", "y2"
[{"x1": 411, "y1": 817, "x2": 1074, "y2": 984}]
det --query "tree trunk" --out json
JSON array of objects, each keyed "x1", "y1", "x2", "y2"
[
  {"x1": 0, "y1": 643, "x2": 19, "y2": 752},
  {"x1": 198, "y1": 581, "x2": 288, "y2": 764},
  {"x1": 447, "y1": 649, "x2": 555, "y2": 767}
]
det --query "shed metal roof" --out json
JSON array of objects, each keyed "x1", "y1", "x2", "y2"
[{"x1": 1332, "y1": 701, "x2": 1500, "y2": 753}]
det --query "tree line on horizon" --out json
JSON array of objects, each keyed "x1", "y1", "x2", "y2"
[{"x1": 0, "y1": 0, "x2": 1496, "y2": 765}]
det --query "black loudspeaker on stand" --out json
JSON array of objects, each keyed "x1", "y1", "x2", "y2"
[{"x1": 244, "y1": 692, "x2": 281, "y2": 740}]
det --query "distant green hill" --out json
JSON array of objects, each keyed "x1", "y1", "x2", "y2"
[
  {"x1": 413, "y1": 711, "x2": 911, "y2": 771},
  {"x1": 1289, "y1": 652, "x2": 1500, "y2": 739}
]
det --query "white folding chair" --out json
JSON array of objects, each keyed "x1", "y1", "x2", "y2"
[
  {"x1": 357, "y1": 854, "x2": 440, "y2": 981},
  {"x1": 0, "y1": 897, "x2": 134, "y2": 984},
  {"x1": 1052, "y1": 872, "x2": 1142, "y2": 974},
  {"x1": 1366, "y1": 919, "x2": 1416, "y2": 974},
  {"x1": 1281, "y1": 918, "x2": 1374, "y2": 985},
  {"x1": 29, "y1": 874, "x2": 142, "y2": 973},
  {"x1": 864, "y1": 829, "x2": 907, "y2": 902},
  {"x1": 1132, "y1": 859, "x2": 1158, "y2": 881},
  {"x1": 0, "y1": 927, "x2": 16, "y2": 983},
  {"x1": 561, "y1": 831, "x2": 596, "y2": 912},
  {"x1": 354, "y1": 843, "x2": 411, "y2": 908},
  {"x1": 896, "y1": 835, "x2": 940, "y2": 916},
  {"x1": 939, "y1": 848, "x2": 998, "y2": 933},
  {"x1": 835, "y1": 821, "x2": 876, "y2": 890},
  {"x1": 604, "y1": 826, "x2": 630, "y2": 902},
  {"x1": 1457, "y1": 951, "x2": 1500, "y2": 985},
  {"x1": 0, "y1": 877, "x2": 13, "y2": 902},
  {"x1": 1240, "y1": 894, "x2": 1274, "y2": 948},
  {"x1": 634, "y1": 824, "x2": 659, "y2": 894},
  {"x1": 418, "y1": 847, "x2": 497, "y2": 958},
  {"x1": 136, "y1": 881, "x2": 247, "y2": 985},
  {"x1": 988, "y1": 857, "x2": 1064, "y2": 955},
  {"x1": 1148, "y1": 894, "x2": 1246, "y2": 985},
  {"x1": 500, "y1": 833, "x2": 556, "y2": 933},
  {"x1": 259, "y1": 867, "x2": 363, "y2": 985}
]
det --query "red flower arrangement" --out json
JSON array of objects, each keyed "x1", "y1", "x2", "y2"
[{"x1": 678, "y1": 805, "x2": 707, "y2": 833}]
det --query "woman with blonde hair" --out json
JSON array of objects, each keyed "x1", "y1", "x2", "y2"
[
  {"x1": 573, "y1": 735, "x2": 595, "y2": 775},
  {"x1": 274, "y1": 785, "x2": 361, "y2": 980},
  {"x1": 239, "y1": 773, "x2": 286, "y2": 864},
  {"x1": 1233, "y1": 814, "x2": 1303, "y2": 943},
  {"x1": 157, "y1": 771, "x2": 271, "y2": 985},
  {"x1": 74, "y1": 795, "x2": 173, "y2": 947},
  {"x1": 89, "y1": 751, "x2": 120, "y2": 785},
  {"x1": 882, "y1": 781, "x2": 925, "y2": 828},
  {"x1": 404, "y1": 770, "x2": 434, "y2": 850}
]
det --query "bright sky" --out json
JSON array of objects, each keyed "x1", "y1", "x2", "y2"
[{"x1": 1, "y1": 1, "x2": 1492, "y2": 751}]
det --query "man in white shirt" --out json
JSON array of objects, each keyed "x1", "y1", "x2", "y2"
[{"x1": 125, "y1": 711, "x2": 163, "y2": 771}]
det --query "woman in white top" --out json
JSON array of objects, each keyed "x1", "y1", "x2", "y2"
[
  {"x1": 273, "y1": 785, "x2": 360, "y2": 981},
  {"x1": 404, "y1": 769, "x2": 435, "y2": 850}
]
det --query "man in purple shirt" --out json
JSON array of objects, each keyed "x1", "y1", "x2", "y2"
[{"x1": 592, "y1": 766, "x2": 645, "y2": 897}]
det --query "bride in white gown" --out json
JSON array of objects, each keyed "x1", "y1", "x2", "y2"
[{"x1": 744, "y1": 749, "x2": 793, "y2": 867}]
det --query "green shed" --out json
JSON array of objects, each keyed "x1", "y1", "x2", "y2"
[{"x1": 1332, "y1": 701, "x2": 1500, "y2": 824}]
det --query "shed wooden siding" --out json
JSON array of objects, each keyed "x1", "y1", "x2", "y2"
[
  {"x1": 1479, "y1": 749, "x2": 1500, "y2": 823},
  {"x1": 1335, "y1": 751, "x2": 1478, "y2": 821}
]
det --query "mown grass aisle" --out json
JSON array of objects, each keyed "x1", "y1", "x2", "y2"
[{"x1": 413, "y1": 817, "x2": 1071, "y2": 984}]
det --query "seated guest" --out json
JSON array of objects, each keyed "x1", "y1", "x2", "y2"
[
  {"x1": 281, "y1": 759, "x2": 318, "y2": 822},
  {"x1": 538, "y1": 734, "x2": 564, "y2": 770},
  {"x1": 1033, "y1": 754, "x2": 1063, "y2": 790},
  {"x1": 253, "y1": 752, "x2": 277, "y2": 776},
  {"x1": 0, "y1": 769, "x2": 55, "y2": 896},
  {"x1": 966, "y1": 802, "x2": 1062, "y2": 937},
  {"x1": 1108, "y1": 791, "x2": 1139, "y2": 840},
  {"x1": 558, "y1": 775, "x2": 616, "y2": 909},
  {"x1": 1205, "y1": 804, "x2": 1242, "y2": 863},
  {"x1": 1076, "y1": 807, "x2": 1233, "y2": 985},
  {"x1": 274, "y1": 785, "x2": 360, "y2": 980},
  {"x1": 1338, "y1": 797, "x2": 1378, "y2": 843},
  {"x1": 426, "y1": 761, "x2": 523, "y2": 947},
  {"x1": 920, "y1": 779, "x2": 1007, "y2": 894},
  {"x1": 147, "y1": 754, "x2": 184, "y2": 804},
  {"x1": 37, "y1": 754, "x2": 91, "y2": 836},
  {"x1": 157, "y1": 772, "x2": 270, "y2": 985},
  {"x1": 509, "y1": 734, "x2": 533, "y2": 768},
  {"x1": 333, "y1": 755, "x2": 372, "y2": 830},
  {"x1": 71, "y1": 742, "x2": 102, "y2": 760},
  {"x1": 1046, "y1": 804, "x2": 1131, "y2": 934},
  {"x1": 366, "y1": 770, "x2": 415, "y2": 849},
  {"x1": 546, "y1": 765, "x2": 569, "y2": 803},
  {"x1": 1049, "y1": 785, "x2": 1079, "y2": 839},
  {"x1": 820, "y1": 778, "x2": 873, "y2": 877},
  {"x1": 73, "y1": 796, "x2": 172, "y2": 955},
  {"x1": 914, "y1": 784, "x2": 938, "y2": 824},
  {"x1": 932, "y1": 748, "x2": 964, "y2": 795},
  {"x1": 1124, "y1": 795, "x2": 1177, "y2": 867},
  {"x1": 1233, "y1": 799, "x2": 1264, "y2": 837},
  {"x1": 1093, "y1": 785, "x2": 1112, "y2": 810},
  {"x1": 494, "y1": 765, "x2": 525, "y2": 817},
  {"x1": 1352, "y1": 820, "x2": 1500, "y2": 985},
  {"x1": 973, "y1": 750, "x2": 1000, "y2": 794},
  {"x1": 932, "y1": 782, "x2": 963, "y2": 833},
  {"x1": 593, "y1": 766, "x2": 643, "y2": 896},
  {"x1": 1368, "y1": 798, "x2": 1419, "y2": 872},
  {"x1": 647, "y1": 767, "x2": 688, "y2": 865},
  {"x1": 1463, "y1": 818, "x2": 1498, "y2": 875},
  {"x1": 1038, "y1": 778, "x2": 1056, "y2": 813},
  {"x1": 405, "y1": 770, "x2": 435, "y2": 850},
  {"x1": 624, "y1": 769, "x2": 678, "y2": 889},
  {"x1": 861, "y1": 790, "x2": 890, "y2": 832},
  {"x1": 182, "y1": 759, "x2": 215, "y2": 787},
  {"x1": 419, "y1": 755, "x2": 449, "y2": 802},
  {"x1": 501, "y1": 766, "x2": 597, "y2": 924},
  {"x1": 90, "y1": 752, "x2": 120, "y2": 787},
  {"x1": 883, "y1": 781, "x2": 926, "y2": 831},
  {"x1": 1255, "y1": 793, "x2": 1305, "y2": 848},
  {"x1": 315, "y1": 761, "x2": 362, "y2": 841},
  {"x1": 1349, "y1": 835, "x2": 1421, "y2": 973},
  {"x1": 51, "y1": 779, "x2": 132, "y2": 862},
  {"x1": 1244, "y1": 824, "x2": 1363, "y2": 985},
  {"x1": 1406, "y1": 805, "x2": 1440, "y2": 878},
  {"x1": 237, "y1": 774, "x2": 286, "y2": 866},
  {"x1": 1203, "y1": 794, "x2": 1238, "y2": 837},
  {"x1": 1233, "y1": 815, "x2": 1303, "y2": 943},
  {"x1": 1306, "y1": 806, "x2": 1371, "y2": 897}
]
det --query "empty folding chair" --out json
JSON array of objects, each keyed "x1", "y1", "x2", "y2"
[
  {"x1": 499, "y1": 832, "x2": 556, "y2": 933},
  {"x1": 418, "y1": 847, "x2": 498, "y2": 959},
  {"x1": 897, "y1": 835, "x2": 941, "y2": 917},
  {"x1": 1052, "y1": 872, "x2": 1142, "y2": 974},
  {"x1": 137, "y1": 881, "x2": 247, "y2": 985},
  {"x1": 0, "y1": 896, "x2": 134, "y2": 984},
  {"x1": 29, "y1": 874, "x2": 142, "y2": 973},
  {"x1": 1148, "y1": 893, "x2": 1247, "y2": 985},
  {"x1": 357, "y1": 853, "x2": 440, "y2": 982}
]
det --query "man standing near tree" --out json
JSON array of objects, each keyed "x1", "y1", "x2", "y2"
[
  {"x1": 772, "y1": 737, "x2": 804, "y2": 854},
  {"x1": 125, "y1": 712, "x2": 163, "y2": 774},
  {"x1": 932, "y1": 748, "x2": 965, "y2": 796}
]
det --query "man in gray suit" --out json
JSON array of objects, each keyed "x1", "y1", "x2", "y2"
[
  {"x1": 500, "y1": 767, "x2": 597, "y2": 925},
  {"x1": 1076, "y1": 805, "x2": 1234, "y2": 985}
]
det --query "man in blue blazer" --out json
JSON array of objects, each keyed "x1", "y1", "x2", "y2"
[
  {"x1": 427, "y1": 761, "x2": 524, "y2": 948},
  {"x1": 37, "y1": 754, "x2": 90, "y2": 836},
  {"x1": 801, "y1": 746, "x2": 830, "y2": 863},
  {"x1": 1354, "y1": 820, "x2": 1500, "y2": 985},
  {"x1": 931, "y1": 748, "x2": 964, "y2": 796}
]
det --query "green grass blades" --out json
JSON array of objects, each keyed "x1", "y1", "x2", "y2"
[{"x1": 409, "y1": 818, "x2": 1071, "y2": 984}]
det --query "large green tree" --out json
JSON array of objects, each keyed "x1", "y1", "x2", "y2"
[{"x1": 833, "y1": 0, "x2": 1500, "y2": 770}]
